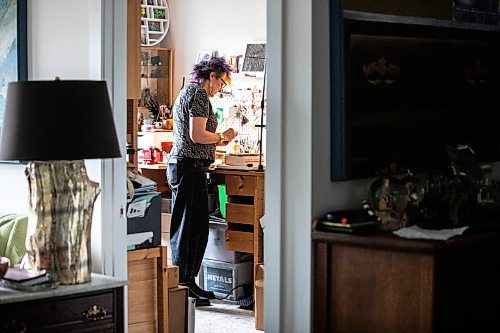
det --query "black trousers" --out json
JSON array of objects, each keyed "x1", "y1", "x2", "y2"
[{"x1": 167, "y1": 156, "x2": 211, "y2": 284}]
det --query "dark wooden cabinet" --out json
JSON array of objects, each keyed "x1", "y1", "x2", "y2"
[
  {"x1": 0, "y1": 274, "x2": 125, "y2": 332},
  {"x1": 313, "y1": 230, "x2": 500, "y2": 333}
]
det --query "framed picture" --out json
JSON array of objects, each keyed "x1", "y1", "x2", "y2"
[
  {"x1": 242, "y1": 43, "x2": 266, "y2": 72},
  {"x1": 0, "y1": 0, "x2": 28, "y2": 127},
  {"x1": 148, "y1": 21, "x2": 161, "y2": 32},
  {"x1": 0, "y1": 0, "x2": 27, "y2": 162},
  {"x1": 153, "y1": 8, "x2": 166, "y2": 19},
  {"x1": 196, "y1": 50, "x2": 218, "y2": 64}
]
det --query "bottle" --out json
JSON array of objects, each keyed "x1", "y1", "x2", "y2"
[{"x1": 232, "y1": 140, "x2": 241, "y2": 154}]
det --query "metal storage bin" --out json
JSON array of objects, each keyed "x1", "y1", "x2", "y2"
[{"x1": 199, "y1": 259, "x2": 253, "y2": 301}]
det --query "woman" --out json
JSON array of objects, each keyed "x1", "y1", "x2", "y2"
[{"x1": 167, "y1": 57, "x2": 237, "y2": 306}]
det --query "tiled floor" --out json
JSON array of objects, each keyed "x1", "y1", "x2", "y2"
[{"x1": 195, "y1": 299, "x2": 261, "y2": 333}]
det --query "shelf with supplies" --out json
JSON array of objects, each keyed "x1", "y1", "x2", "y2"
[{"x1": 140, "y1": 47, "x2": 173, "y2": 109}]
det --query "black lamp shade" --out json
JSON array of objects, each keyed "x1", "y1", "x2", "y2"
[{"x1": 0, "y1": 80, "x2": 121, "y2": 161}]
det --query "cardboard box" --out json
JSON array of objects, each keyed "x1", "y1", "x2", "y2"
[
  {"x1": 127, "y1": 247, "x2": 168, "y2": 333},
  {"x1": 161, "y1": 214, "x2": 171, "y2": 251},
  {"x1": 168, "y1": 265, "x2": 179, "y2": 289},
  {"x1": 127, "y1": 193, "x2": 161, "y2": 248},
  {"x1": 255, "y1": 263, "x2": 264, "y2": 331},
  {"x1": 169, "y1": 285, "x2": 188, "y2": 333},
  {"x1": 204, "y1": 227, "x2": 252, "y2": 263},
  {"x1": 161, "y1": 231, "x2": 170, "y2": 247},
  {"x1": 161, "y1": 212, "x2": 171, "y2": 233}
]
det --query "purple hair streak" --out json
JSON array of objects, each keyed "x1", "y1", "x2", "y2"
[{"x1": 190, "y1": 56, "x2": 232, "y2": 83}]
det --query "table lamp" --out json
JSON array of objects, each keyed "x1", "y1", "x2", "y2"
[{"x1": 0, "y1": 80, "x2": 121, "y2": 284}]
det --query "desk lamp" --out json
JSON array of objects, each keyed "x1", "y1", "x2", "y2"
[{"x1": 0, "y1": 80, "x2": 121, "y2": 284}]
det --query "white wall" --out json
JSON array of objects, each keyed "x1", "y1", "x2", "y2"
[
  {"x1": 164, "y1": 0, "x2": 266, "y2": 97},
  {"x1": 0, "y1": 0, "x2": 99, "y2": 215},
  {"x1": 266, "y1": 0, "x2": 313, "y2": 330},
  {"x1": 266, "y1": 0, "x2": 356, "y2": 332},
  {"x1": 0, "y1": 163, "x2": 29, "y2": 215},
  {"x1": 29, "y1": 0, "x2": 98, "y2": 80}
]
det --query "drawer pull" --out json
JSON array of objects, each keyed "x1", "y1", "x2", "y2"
[{"x1": 83, "y1": 305, "x2": 107, "y2": 321}]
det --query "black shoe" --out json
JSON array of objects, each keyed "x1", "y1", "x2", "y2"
[
  {"x1": 188, "y1": 289, "x2": 211, "y2": 307},
  {"x1": 185, "y1": 282, "x2": 216, "y2": 300},
  {"x1": 238, "y1": 296, "x2": 254, "y2": 310}
]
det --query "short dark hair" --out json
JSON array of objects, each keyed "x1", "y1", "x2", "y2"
[{"x1": 190, "y1": 56, "x2": 232, "y2": 83}]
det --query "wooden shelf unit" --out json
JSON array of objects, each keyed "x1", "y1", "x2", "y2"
[
  {"x1": 140, "y1": 47, "x2": 174, "y2": 109},
  {"x1": 210, "y1": 169, "x2": 265, "y2": 329},
  {"x1": 127, "y1": 0, "x2": 174, "y2": 171}
]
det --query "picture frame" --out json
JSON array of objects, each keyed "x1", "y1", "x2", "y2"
[
  {"x1": 0, "y1": 0, "x2": 28, "y2": 162},
  {"x1": 242, "y1": 43, "x2": 267, "y2": 72},
  {"x1": 148, "y1": 21, "x2": 161, "y2": 32},
  {"x1": 196, "y1": 50, "x2": 218, "y2": 64},
  {"x1": 153, "y1": 8, "x2": 166, "y2": 19}
]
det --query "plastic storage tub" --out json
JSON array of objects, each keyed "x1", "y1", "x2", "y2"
[{"x1": 199, "y1": 259, "x2": 253, "y2": 301}]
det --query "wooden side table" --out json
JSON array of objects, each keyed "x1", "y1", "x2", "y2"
[{"x1": 0, "y1": 273, "x2": 126, "y2": 332}]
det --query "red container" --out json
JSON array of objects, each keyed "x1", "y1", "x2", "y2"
[{"x1": 161, "y1": 141, "x2": 173, "y2": 154}]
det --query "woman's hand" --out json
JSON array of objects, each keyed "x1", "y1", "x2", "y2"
[{"x1": 222, "y1": 128, "x2": 238, "y2": 142}]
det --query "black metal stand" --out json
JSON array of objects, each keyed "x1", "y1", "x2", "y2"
[{"x1": 256, "y1": 68, "x2": 266, "y2": 172}]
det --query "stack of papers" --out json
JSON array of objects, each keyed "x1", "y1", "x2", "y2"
[
  {"x1": 131, "y1": 173, "x2": 157, "y2": 194},
  {"x1": 127, "y1": 192, "x2": 160, "y2": 218},
  {"x1": 393, "y1": 225, "x2": 469, "y2": 241}
]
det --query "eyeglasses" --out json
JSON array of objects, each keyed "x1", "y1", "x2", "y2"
[{"x1": 219, "y1": 77, "x2": 227, "y2": 89}]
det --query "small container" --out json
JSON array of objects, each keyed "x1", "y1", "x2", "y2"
[
  {"x1": 161, "y1": 141, "x2": 173, "y2": 154},
  {"x1": 217, "y1": 184, "x2": 227, "y2": 218}
]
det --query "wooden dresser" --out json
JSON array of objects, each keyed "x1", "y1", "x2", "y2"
[
  {"x1": 0, "y1": 273, "x2": 126, "y2": 332},
  {"x1": 313, "y1": 229, "x2": 500, "y2": 333}
]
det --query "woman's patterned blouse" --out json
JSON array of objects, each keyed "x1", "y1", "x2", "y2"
[{"x1": 170, "y1": 83, "x2": 218, "y2": 161}]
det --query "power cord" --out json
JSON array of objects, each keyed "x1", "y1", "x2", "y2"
[{"x1": 213, "y1": 282, "x2": 253, "y2": 301}]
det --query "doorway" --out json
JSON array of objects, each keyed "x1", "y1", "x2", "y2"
[{"x1": 165, "y1": 1, "x2": 267, "y2": 332}]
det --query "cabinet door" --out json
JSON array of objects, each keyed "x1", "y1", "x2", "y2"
[{"x1": 139, "y1": 47, "x2": 174, "y2": 109}]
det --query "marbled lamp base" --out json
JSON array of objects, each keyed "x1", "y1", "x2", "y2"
[{"x1": 25, "y1": 160, "x2": 100, "y2": 284}]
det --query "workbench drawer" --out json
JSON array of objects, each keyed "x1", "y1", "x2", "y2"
[
  {"x1": 225, "y1": 230, "x2": 253, "y2": 254},
  {"x1": 226, "y1": 203, "x2": 255, "y2": 225},
  {"x1": 225, "y1": 175, "x2": 256, "y2": 196}
]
